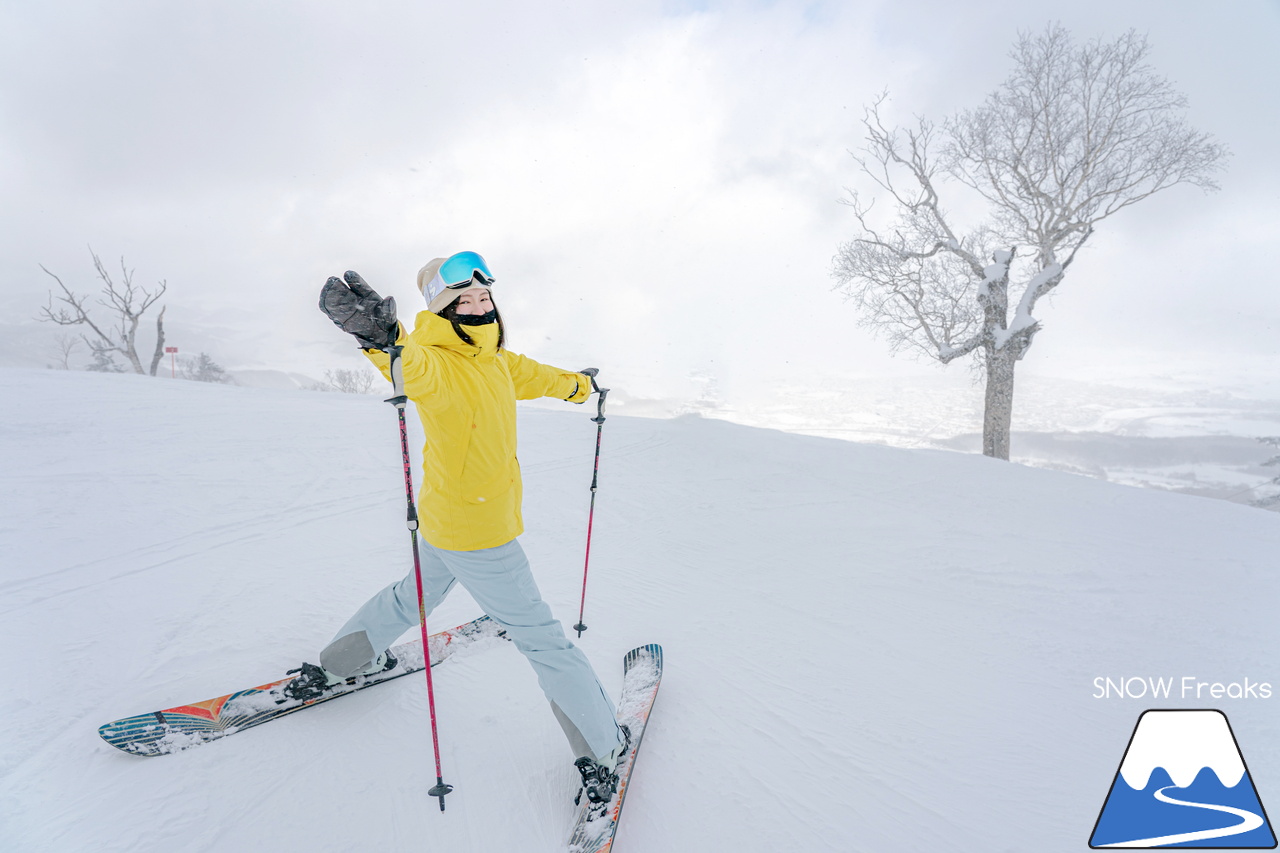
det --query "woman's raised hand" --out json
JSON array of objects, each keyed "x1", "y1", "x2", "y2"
[{"x1": 319, "y1": 271, "x2": 399, "y2": 350}]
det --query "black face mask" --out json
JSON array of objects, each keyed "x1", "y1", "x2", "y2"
[{"x1": 453, "y1": 309, "x2": 498, "y2": 326}]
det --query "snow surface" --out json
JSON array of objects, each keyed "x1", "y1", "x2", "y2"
[{"x1": 3, "y1": 367, "x2": 1280, "y2": 851}]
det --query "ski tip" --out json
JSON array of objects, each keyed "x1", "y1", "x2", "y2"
[{"x1": 623, "y1": 644, "x2": 662, "y2": 671}]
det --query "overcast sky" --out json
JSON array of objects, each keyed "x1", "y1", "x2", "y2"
[{"x1": 3, "y1": 0, "x2": 1277, "y2": 405}]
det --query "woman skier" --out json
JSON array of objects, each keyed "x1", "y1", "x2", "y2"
[{"x1": 306, "y1": 251, "x2": 627, "y2": 805}]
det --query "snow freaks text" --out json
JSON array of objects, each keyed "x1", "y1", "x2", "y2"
[{"x1": 1093, "y1": 677, "x2": 1273, "y2": 700}]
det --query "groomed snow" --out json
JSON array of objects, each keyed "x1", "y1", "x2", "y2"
[{"x1": 3, "y1": 367, "x2": 1280, "y2": 851}]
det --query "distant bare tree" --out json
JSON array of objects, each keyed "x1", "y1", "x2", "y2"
[
  {"x1": 832, "y1": 25, "x2": 1227, "y2": 459},
  {"x1": 321, "y1": 367, "x2": 378, "y2": 394},
  {"x1": 47, "y1": 333, "x2": 82, "y2": 370},
  {"x1": 38, "y1": 249, "x2": 168, "y2": 376}
]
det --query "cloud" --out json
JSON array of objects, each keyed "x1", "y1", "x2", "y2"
[{"x1": 2, "y1": 0, "x2": 1278, "y2": 407}]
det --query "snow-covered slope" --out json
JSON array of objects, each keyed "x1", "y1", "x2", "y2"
[{"x1": 3, "y1": 367, "x2": 1280, "y2": 852}]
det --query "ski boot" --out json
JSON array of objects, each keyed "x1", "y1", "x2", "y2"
[
  {"x1": 574, "y1": 725, "x2": 631, "y2": 807},
  {"x1": 280, "y1": 650, "x2": 397, "y2": 703}
]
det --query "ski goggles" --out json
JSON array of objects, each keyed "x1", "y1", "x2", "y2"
[{"x1": 428, "y1": 251, "x2": 495, "y2": 295}]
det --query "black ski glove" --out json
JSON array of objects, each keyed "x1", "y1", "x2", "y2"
[
  {"x1": 567, "y1": 367, "x2": 600, "y2": 402},
  {"x1": 319, "y1": 271, "x2": 398, "y2": 350}
]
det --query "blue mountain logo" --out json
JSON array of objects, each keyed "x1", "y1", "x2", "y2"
[{"x1": 1091, "y1": 709, "x2": 1276, "y2": 848}]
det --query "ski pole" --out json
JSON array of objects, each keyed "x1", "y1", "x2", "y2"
[
  {"x1": 385, "y1": 345, "x2": 453, "y2": 812},
  {"x1": 573, "y1": 376, "x2": 608, "y2": 638}
]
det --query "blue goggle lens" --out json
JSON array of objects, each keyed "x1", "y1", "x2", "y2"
[{"x1": 438, "y1": 251, "x2": 495, "y2": 288}]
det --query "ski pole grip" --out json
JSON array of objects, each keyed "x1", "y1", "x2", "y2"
[
  {"x1": 593, "y1": 387, "x2": 609, "y2": 424},
  {"x1": 385, "y1": 345, "x2": 408, "y2": 409}
]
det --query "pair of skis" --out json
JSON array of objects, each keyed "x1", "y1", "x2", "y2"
[{"x1": 97, "y1": 616, "x2": 662, "y2": 852}]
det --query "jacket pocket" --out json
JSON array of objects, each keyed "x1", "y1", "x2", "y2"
[
  {"x1": 458, "y1": 470, "x2": 515, "y2": 504},
  {"x1": 458, "y1": 438, "x2": 516, "y2": 505}
]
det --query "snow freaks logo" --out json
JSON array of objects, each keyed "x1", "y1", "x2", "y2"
[
  {"x1": 1089, "y1": 710, "x2": 1276, "y2": 848},
  {"x1": 1093, "y1": 676, "x2": 1272, "y2": 700}
]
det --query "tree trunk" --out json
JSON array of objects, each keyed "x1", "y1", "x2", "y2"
[
  {"x1": 148, "y1": 306, "x2": 167, "y2": 376},
  {"x1": 122, "y1": 316, "x2": 145, "y2": 374},
  {"x1": 982, "y1": 346, "x2": 1016, "y2": 460}
]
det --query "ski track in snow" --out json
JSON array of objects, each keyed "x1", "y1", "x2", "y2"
[
  {"x1": 0, "y1": 488, "x2": 391, "y2": 614},
  {"x1": 4, "y1": 369, "x2": 1280, "y2": 851}
]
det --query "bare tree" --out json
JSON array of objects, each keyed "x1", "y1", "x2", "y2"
[
  {"x1": 832, "y1": 25, "x2": 1227, "y2": 459},
  {"x1": 38, "y1": 249, "x2": 168, "y2": 376},
  {"x1": 47, "y1": 333, "x2": 82, "y2": 370},
  {"x1": 320, "y1": 367, "x2": 378, "y2": 394}
]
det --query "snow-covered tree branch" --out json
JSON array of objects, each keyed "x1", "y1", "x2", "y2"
[
  {"x1": 38, "y1": 249, "x2": 169, "y2": 376},
  {"x1": 831, "y1": 25, "x2": 1227, "y2": 459}
]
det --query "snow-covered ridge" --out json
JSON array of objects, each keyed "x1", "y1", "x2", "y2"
[{"x1": 1119, "y1": 710, "x2": 1247, "y2": 790}]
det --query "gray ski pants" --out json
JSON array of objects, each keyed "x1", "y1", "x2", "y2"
[{"x1": 319, "y1": 538, "x2": 622, "y2": 762}]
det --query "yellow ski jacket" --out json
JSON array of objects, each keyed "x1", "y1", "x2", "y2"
[{"x1": 364, "y1": 310, "x2": 590, "y2": 551}]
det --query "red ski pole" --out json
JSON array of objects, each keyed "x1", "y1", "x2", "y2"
[
  {"x1": 386, "y1": 345, "x2": 453, "y2": 811},
  {"x1": 573, "y1": 377, "x2": 608, "y2": 638}
]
